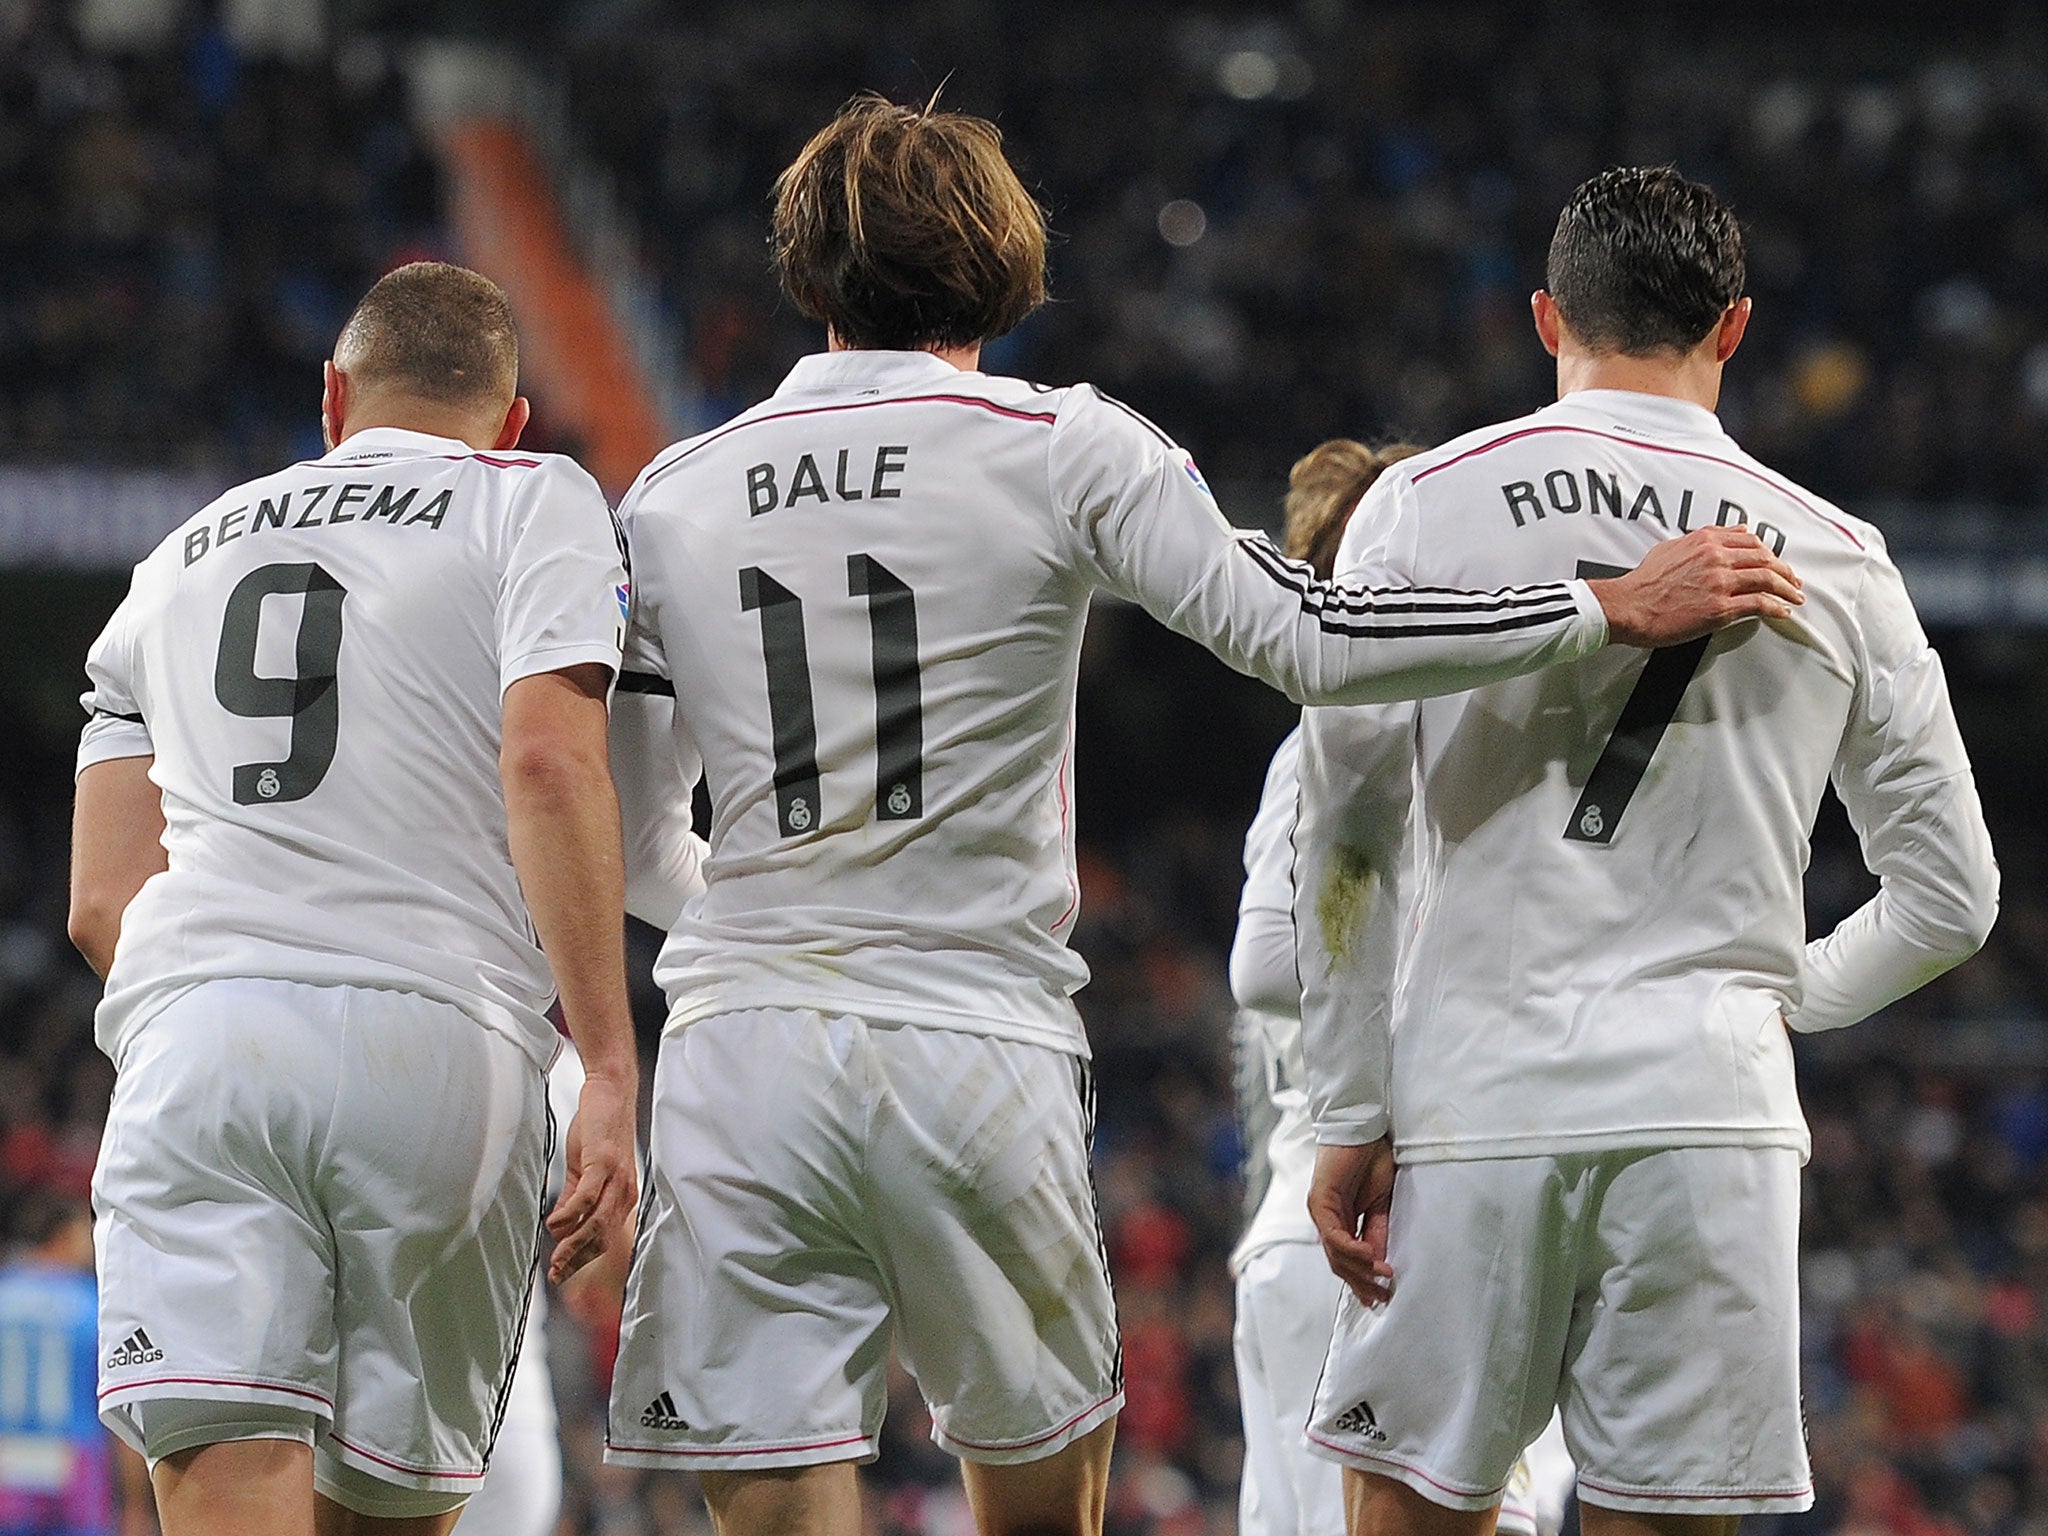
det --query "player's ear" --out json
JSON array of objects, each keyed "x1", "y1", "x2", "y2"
[
  {"x1": 1531, "y1": 291, "x2": 1563, "y2": 357},
  {"x1": 1714, "y1": 298, "x2": 1752, "y2": 364},
  {"x1": 321, "y1": 361, "x2": 346, "y2": 451},
  {"x1": 495, "y1": 396, "x2": 532, "y2": 451}
]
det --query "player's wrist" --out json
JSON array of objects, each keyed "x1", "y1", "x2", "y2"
[
  {"x1": 1584, "y1": 576, "x2": 1645, "y2": 647},
  {"x1": 578, "y1": 1055, "x2": 639, "y2": 1090}
]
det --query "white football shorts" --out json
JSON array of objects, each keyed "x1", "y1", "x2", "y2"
[
  {"x1": 1235, "y1": 1240, "x2": 1541, "y2": 1536},
  {"x1": 1307, "y1": 1146, "x2": 1811, "y2": 1517},
  {"x1": 94, "y1": 977, "x2": 550, "y2": 1514},
  {"x1": 606, "y1": 1008, "x2": 1123, "y2": 1471}
]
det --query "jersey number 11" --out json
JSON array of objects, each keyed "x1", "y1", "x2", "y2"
[{"x1": 741, "y1": 554, "x2": 923, "y2": 838}]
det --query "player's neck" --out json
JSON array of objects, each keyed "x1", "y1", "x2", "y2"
[
  {"x1": 1554, "y1": 350, "x2": 1722, "y2": 415},
  {"x1": 329, "y1": 401, "x2": 508, "y2": 452},
  {"x1": 825, "y1": 332, "x2": 982, "y2": 372}
]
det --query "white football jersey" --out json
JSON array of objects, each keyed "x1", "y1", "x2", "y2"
[
  {"x1": 78, "y1": 427, "x2": 628, "y2": 1069},
  {"x1": 1296, "y1": 388, "x2": 2000, "y2": 1161},
  {"x1": 617, "y1": 349, "x2": 1608, "y2": 1055},
  {"x1": 1228, "y1": 729, "x2": 1320, "y2": 1271}
]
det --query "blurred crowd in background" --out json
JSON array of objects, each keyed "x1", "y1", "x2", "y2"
[
  {"x1": 565, "y1": 0, "x2": 2048, "y2": 508},
  {"x1": 4, "y1": 0, "x2": 2048, "y2": 1533},
  {"x1": 9, "y1": 0, "x2": 2048, "y2": 508}
]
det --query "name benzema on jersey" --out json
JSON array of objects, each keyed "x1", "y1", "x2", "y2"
[{"x1": 182, "y1": 480, "x2": 455, "y2": 567}]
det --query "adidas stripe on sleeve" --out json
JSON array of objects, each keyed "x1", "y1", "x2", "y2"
[{"x1": 1048, "y1": 388, "x2": 1608, "y2": 706}]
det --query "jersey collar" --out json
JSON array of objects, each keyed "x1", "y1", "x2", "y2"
[
  {"x1": 1546, "y1": 389, "x2": 1728, "y2": 442},
  {"x1": 773, "y1": 350, "x2": 978, "y2": 399},
  {"x1": 320, "y1": 426, "x2": 477, "y2": 464}
]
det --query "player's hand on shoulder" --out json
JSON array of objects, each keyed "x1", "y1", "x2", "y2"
[
  {"x1": 1590, "y1": 526, "x2": 1804, "y2": 647},
  {"x1": 1309, "y1": 1137, "x2": 1397, "y2": 1308},
  {"x1": 546, "y1": 1065, "x2": 639, "y2": 1285}
]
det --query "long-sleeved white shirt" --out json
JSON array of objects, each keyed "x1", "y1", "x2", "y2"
[
  {"x1": 1296, "y1": 389, "x2": 1999, "y2": 1161},
  {"x1": 612, "y1": 350, "x2": 1610, "y2": 1056},
  {"x1": 1228, "y1": 729, "x2": 1322, "y2": 1270}
]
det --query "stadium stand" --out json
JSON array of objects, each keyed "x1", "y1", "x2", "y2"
[
  {"x1": 561, "y1": 2, "x2": 2048, "y2": 506},
  {"x1": 0, "y1": 4, "x2": 443, "y2": 476}
]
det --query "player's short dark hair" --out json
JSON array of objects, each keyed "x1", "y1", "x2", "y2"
[
  {"x1": 1284, "y1": 439, "x2": 1423, "y2": 581},
  {"x1": 773, "y1": 93, "x2": 1048, "y2": 351},
  {"x1": 1546, "y1": 167, "x2": 1746, "y2": 356},
  {"x1": 333, "y1": 261, "x2": 519, "y2": 406}
]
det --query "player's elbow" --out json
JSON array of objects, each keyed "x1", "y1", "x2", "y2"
[
  {"x1": 1946, "y1": 875, "x2": 2000, "y2": 958},
  {"x1": 1229, "y1": 935, "x2": 1300, "y2": 1018},
  {"x1": 1913, "y1": 863, "x2": 2000, "y2": 967},
  {"x1": 66, "y1": 889, "x2": 121, "y2": 976},
  {"x1": 501, "y1": 734, "x2": 608, "y2": 809}
]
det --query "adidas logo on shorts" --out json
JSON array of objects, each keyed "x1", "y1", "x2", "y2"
[
  {"x1": 1332, "y1": 1399, "x2": 1387, "y2": 1443},
  {"x1": 105, "y1": 1328, "x2": 164, "y2": 1370},
  {"x1": 640, "y1": 1392, "x2": 689, "y2": 1432}
]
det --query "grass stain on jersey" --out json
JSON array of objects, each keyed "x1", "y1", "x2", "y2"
[{"x1": 1317, "y1": 847, "x2": 1378, "y2": 962}]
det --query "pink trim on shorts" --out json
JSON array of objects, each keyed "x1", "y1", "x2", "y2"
[
  {"x1": 1577, "y1": 1476, "x2": 1815, "y2": 1503},
  {"x1": 98, "y1": 1374, "x2": 333, "y2": 1409},
  {"x1": 1305, "y1": 1431, "x2": 1508, "y2": 1504},
  {"x1": 938, "y1": 1392, "x2": 1122, "y2": 1453},
  {"x1": 604, "y1": 1432, "x2": 872, "y2": 1460},
  {"x1": 326, "y1": 1433, "x2": 485, "y2": 1481}
]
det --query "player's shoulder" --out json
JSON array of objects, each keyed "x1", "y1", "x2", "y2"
[
  {"x1": 1371, "y1": 407, "x2": 1557, "y2": 497},
  {"x1": 1047, "y1": 379, "x2": 1175, "y2": 445},
  {"x1": 1044, "y1": 380, "x2": 1212, "y2": 499},
  {"x1": 1715, "y1": 440, "x2": 1886, "y2": 564},
  {"x1": 134, "y1": 459, "x2": 303, "y2": 579},
  {"x1": 430, "y1": 446, "x2": 601, "y2": 509}
]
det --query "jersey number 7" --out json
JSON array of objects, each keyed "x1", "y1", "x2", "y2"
[
  {"x1": 741, "y1": 554, "x2": 923, "y2": 838},
  {"x1": 1565, "y1": 560, "x2": 1711, "y2": 845}
]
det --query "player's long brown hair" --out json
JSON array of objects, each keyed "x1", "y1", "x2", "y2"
[
  {"x1": 773, "y1": 92, "x2": 1049, "y2": 350},
  {"x1": 1283, "y1": 440, "x2": 1424, "y2": 580}
]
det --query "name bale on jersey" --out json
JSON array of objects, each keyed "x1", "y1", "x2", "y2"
[
  {"x1": 1499, "y1": 467, "x2": 1789, "y2": 556},
  {"x1": 182, "y1": 481, "x2": 454, "y2": 567},
  {"x1": 745, "y1": 446, "x2": 910, "y2": 515}
]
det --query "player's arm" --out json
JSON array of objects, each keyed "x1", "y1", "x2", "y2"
[
  {"x1": 1050, "y1": 392, "x2": 1801, "y2": 705},
  {"x1": 1229, "y1": 902, "x2": 1299, "y2": 1019},
  {"x1": 1793, "y1": 559, "x2": 1998, "y2": 1034},
  {"x1": 69, "y1": 581, "x2": 163, "y2": 980},
  {"x1": 69, "y1": 757, "x2": 166, "y2": 979},
  {"x1": 1228, "y1": 736, "x2": 1305, "y2": 1019},
  {"x1": 1292, "y1": 689, "x2": 1414, "y2": 1307},
  {"x1": 496, "y1": 458, "x2": 642, "y2": 1282},
  {"x1": 605, "y1": 492, "x2": 709, "y2": 931},
  {"x1": 1287, "y1": 497, "x2": 1429, "y2": 1303},
  {"x1": 610, "y1": 685, "x2": 707, "y2": 931},
  {"x1": 501, "y1": 663, "x2": 639, "y2": 1282}
]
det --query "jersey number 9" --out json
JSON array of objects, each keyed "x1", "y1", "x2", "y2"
[{"x1": 213, "y1": 560, "x2": 348, "y2": 805}]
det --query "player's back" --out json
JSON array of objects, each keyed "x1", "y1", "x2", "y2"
[
  {"x1": 84, "y1": 428, "x2": 624, "y2": 1067},
  {"x1": 1362, "y1": 388, "x2": 1942, "y2": 1160},
  {"x1": 625, "y1": 351, "x2": 1113, "y2": 1050}
]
